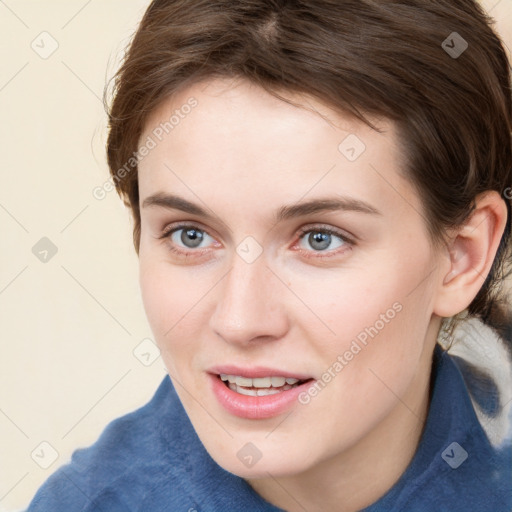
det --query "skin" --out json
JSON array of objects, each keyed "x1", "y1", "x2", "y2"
[{"x1": 136, "y1": 76, "x2": 507, "y2": 512}]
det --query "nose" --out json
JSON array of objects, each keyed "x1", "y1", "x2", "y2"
[{"x1": 208, "y1": 255, "x2": 289, "y2": 346}]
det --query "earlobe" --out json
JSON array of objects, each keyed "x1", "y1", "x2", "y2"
[{"x1": 434, "y1": 191, "x2": 508, "y2": 318}]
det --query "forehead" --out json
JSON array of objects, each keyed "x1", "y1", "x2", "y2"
[
  {"x1": 137, "y1": 77, "x2": 419, "y2": 222},
  {"x1": 141, "y1": 76, "x2": 395, "y2": 152}
]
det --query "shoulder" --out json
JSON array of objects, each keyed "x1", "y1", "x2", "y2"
[
  {"x1": 26, "y1": 375, "x2": 200, "y2": 512},
  {"x1": 398, "y1": 426, "x2": 512, "y2": 512},
  {"x1": 443, "y1": 315, "x2": 512, "y2": 447},
  {"x1": 364, "y1": 341, "x2": 512, "y2": 512},
  {"x1": 415, "y1": 343, "x2": 512, "y2": 511}
]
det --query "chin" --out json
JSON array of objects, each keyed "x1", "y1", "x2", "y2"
[{"x1": 203, "y1": 438, "x2": 317, "y2": 479}]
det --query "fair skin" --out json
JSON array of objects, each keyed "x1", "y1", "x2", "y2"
[{"x1": 136, "y1": 76, "x2": 507, "y2": 512}]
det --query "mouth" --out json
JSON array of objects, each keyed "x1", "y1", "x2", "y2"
[
  {"x1": 208, "y1": 370, "x2": 315, "y2": 419},
  {"x1": 218, "y1": 374, "x2": 310, "y2": 396}
]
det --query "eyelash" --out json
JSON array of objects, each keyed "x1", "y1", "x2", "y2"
[{"x1": 157, "y1": 223, "x2": 354, "y2": 260}]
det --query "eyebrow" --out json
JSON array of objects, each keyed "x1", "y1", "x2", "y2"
[{"x1": 142, "y1": 192, "x2": 381, "y2": 224}]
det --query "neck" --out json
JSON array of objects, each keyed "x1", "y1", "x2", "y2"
[{"x1": 246, "y1": 334, "x2": 438, "y2": 512}]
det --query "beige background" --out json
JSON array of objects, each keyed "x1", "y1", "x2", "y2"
[{"x1": 0, "y1": 1, "x2": 511, "y2": 510}]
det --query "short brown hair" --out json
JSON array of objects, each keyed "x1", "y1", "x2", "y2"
[{"x1": 105, "y1": 0, "x2": 512, "y2": 327}]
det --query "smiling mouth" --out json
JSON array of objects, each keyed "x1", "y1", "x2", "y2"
[{"x1": 218, "y1": 374, "x2": 312, "y2": 396}]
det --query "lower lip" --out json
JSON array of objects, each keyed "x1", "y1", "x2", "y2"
[{"x1": 208, "y1": 374, "x2": 314, "y2": 419}]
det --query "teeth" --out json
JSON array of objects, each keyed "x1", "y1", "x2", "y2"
[
  {"x1": 221, "y1": 374, "x2": 304, "y2": 395},
  {"x1": 253, "y1": 377, "x2": 272, "y2": 388},
  {"x1": 235, "y1": 376, "x2": 253, "y2": 387},
  {"x1": 271, "y1": 376, "x2": 286, "y2": 387},
  {"x1": 234, "y1": 385, "x2": 258, "y2": 396},
  {"x1": 257, "y1": 388, "x2": 281, "y2": 396},
  {"x1": 228, "y1": 383, "x2": 290, "y2": 396}
]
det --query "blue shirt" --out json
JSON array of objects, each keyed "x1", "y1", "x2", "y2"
[{"x1": 26, "y1": 343, "x2": 512, "y2": 511}]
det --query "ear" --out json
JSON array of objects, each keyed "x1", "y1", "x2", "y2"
[{"x1": 433, "y1": 191, "x2": 508, "y2": 318}]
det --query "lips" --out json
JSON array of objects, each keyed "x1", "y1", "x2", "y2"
[
  {"x1": 208, "y1": 365, "x2": 312, "y2": 381},
  {"x1": 207, "y1": 366, "x2": 315, "y2": 419}
]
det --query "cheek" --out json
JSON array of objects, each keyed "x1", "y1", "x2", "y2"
[
  {"x1": 293, "y1": 256, "x2": 430, "y2": 358},
  {"x1": 308, "y1": 267, "x2": 433, "y2": 409},
  {"x1": 294, "y1": 252, "x2": 435, "y2": 420},
  {"x1": 138, "y1": 255, "x2": 216, "y2": 376},
  {"x1": 139, "y1": 258, "x2": 195, "y2": 346},
  {"x1": 139, "y1": 260, "x2": 170, "y2": 333}
]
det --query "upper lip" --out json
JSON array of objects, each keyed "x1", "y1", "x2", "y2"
[{"x1": 208, "y1": 365, "x2": 313, "y2": 380}]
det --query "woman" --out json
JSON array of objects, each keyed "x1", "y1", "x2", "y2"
[{"x1": 27, "y1": 0, "x2": 512, "y2": 510}]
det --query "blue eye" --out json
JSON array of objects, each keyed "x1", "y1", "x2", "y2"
[
  {"x1": 159, "y1": 223, "x2": 354, "y2": 260},
  {"x1": 295, "y1": 226, "x2": 353, "y2": 259},
  {"x1": 170, "y1": 226, "x2": 212, "y2": 249},
  {"x1": 298, "y1": 229, "x2": 347, "y2": 252}
]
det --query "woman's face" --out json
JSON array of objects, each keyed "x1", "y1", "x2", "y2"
[{"x1": 137, "y1": 77, "x2": 444, "y2": 478}]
